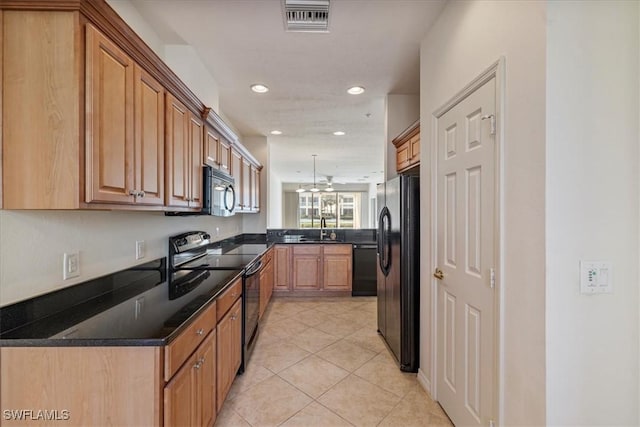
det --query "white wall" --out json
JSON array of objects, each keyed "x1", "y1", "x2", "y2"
[
  {"x1": 420, "y1": 1, "x2": 546, "y2": 424},
  {"x1": 242, "y1": 136, "x2": 268, "y2": 233},
  {"x1": 267, "y1": 140, "x2": 284, "y2": 228},
  {"x1": 0, "y1": 211, "x2": 242, "y2": 306},
  {"x1": 385, "y1": 95, "x2": 420, "y2": 181},
  {"x1": 164, "y1": 45, "x2": 220, "y2": 112},
  {"x1": 106, "y1": 0, "x2": 165, "y2": 58},
  {"x1": 546, "y1": 2, "x2": 639, "y2": 425}
]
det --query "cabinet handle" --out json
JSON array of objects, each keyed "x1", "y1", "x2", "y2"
[
  {"x1": 231, "y1": 292, "x2": 237, "y2": 298},
  {"x1": 231, "y1": 314, "x2": 237, "y2": 321},
  {"x1": 138, "y1": 191, "x2": 145, "y2": 198},
  {"x1": 128, "y1": 190, "x2": 138, "y2": 196},
  {"x1": 196, "y1": 328, "x2": 204, "y2": 336},
  {"x1": 194, "y1": 361, "x2": 202, "y2": 370}
]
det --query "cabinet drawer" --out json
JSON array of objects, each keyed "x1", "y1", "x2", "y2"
[
  {"x1": 323, "y1": 244, "x2": 352, "y2": 255},
  {"x1": 165, "y1": 301, "x2": 217, "y2": 381},
  {"x1": 293, "y1": 245, "x2": 321, "y2": 256},
  {"x1": 216, "y1": 277, "x2": 242, "y2": 322}
]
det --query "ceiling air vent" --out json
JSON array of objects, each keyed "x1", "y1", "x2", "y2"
[{"x1": 283, "y1": 0, "x2": 330, "y2": 33}]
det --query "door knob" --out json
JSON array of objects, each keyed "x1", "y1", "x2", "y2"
[{"x1": 433, "y1": 268, "x2": 444, "y2": 280}]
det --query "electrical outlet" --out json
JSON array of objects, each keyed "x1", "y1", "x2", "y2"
[
  {"x1": 63, "y1": 252, "x2": 80, "y2": 280},
  {"x1": 136, "y1": 240, "x2": 145, "y2": 260}
]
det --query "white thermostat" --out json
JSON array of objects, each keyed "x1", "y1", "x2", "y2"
[{"x1": 580, "y1": 261, "x2": 613, "y2": 294}]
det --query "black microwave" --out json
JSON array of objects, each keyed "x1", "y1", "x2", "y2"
[
  {"x1": 166, "y1": 167, "x2": 235, "y2": 217},
  {"x1": 204, "y1": 167, "x2": 236, "y2": 216}
]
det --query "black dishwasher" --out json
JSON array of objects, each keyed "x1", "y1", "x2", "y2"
[{"x1": 352, "y1": 244, "x2": 377, "y2": 296}]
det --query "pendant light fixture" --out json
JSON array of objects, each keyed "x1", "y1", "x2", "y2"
[
  {"x1": 295, "y1": 185, "x2": 306, "y2": 193},
  {"x1": 310, "y1": 154, "x2": 320, "y2": 192}
]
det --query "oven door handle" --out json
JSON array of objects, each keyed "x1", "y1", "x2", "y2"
[{"x1": 244, "y1": 260, "x2": 263, "y2": 277}]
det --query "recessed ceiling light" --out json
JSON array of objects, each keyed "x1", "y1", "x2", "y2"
[
  {"x1": 250, "y1": 84, "x2": 269, "y2": 93},
  {"x1": 333, "y1": 131, "x2": 345, "y2": 136},
  {"x1": 270, "y1": 130, "x2": 282, "y2": 135},
  {"x1": 347, "y1": 86, "x2": 365, "y2": 95}
]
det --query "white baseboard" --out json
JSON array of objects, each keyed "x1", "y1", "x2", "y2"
[{"x1": 417, "y1": 368, "x2": 433, "y2": 398}]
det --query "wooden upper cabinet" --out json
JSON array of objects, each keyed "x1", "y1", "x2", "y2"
[
  {"x1": 230, "y1": 148, "x2": 243, "y2": 211},
  {"x1": 392, "y1": 121, "x2": 420, "y2": 173},
  {"x1": 166, "y1": 94, "x2": 190, "y2": 208},
  {"x1": 204, "y1": 127, "x2": 219, "y2": 168},
  {"x1": 134, "y1": 65, "x2": 165, "y2": 206},
  {"x1": 219, "y1": 139, "x2": 231, "y2": 173},
  {"x1": 86, "y1": 25, "x2": 165, "y2": 206},
  {"x1": 241, "y1": 158, "x2": 251, "y2": 211},
  {"x1": 189, "y1": 114, "x2": 204, "y2": 209},
  {"x1": 251, "y1": 166, "x2": 260, "y2": 212},
  {"x1": 1, "y1": 6, "x2": 263, "y2": 211},
  {"x1": 165, "y1": 93, "x2": 201, "y2": 209},
  {"x1": 85, "y1": 24, "x2": 135, "y2": 204}
]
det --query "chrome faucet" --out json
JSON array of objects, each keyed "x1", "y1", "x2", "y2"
[{"x1": 320, "y1": 217, "x2": 327, "y2": 240}]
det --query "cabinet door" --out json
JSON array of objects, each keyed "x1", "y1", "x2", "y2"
[
  {"x1": 323, "y1": 255, "x2": 353, "y2": 291},
  {"x1": 251, "y1": 166, "x2": 260, "y2": 212},
  {"x1": 216, "y1": 298, "x2": 242, "y2": 411},
  {"x1": 230, "y1": 148, "x2": 243, "y2": 211},
  {"x1": 198, "y1": 331, "x2": 216, "y2": 427},
  {"x1": 242, "y1": 158, "x2": 251, "y2": 210},
  {"x1": 219, "y1": 139, "x2": 231, "y2": 173},
  {"x1": 134, "y1": 65, "x2": 164, "y2": 206},
  {"x1": 409, "y1": 132, "x2": 420, "y2": 166},
  {"x1": 164, "y1": 353, "x2": 197, "y2": 426},
  {"x1": 204, "y1": 127, "x2": 219, "y2": 168},
  {"x1": 396, "y1": 140, "x2": 411, "y2": 172},
  {"x1": 85, "y1": 24, "x2": 134, "y2": 204},
  {"x1": 266, "y1": 258, "x2": 274, "y2": 303},
  {"x1": 166, "y1": 94, "x2": 190, "y2": 207},
  {"x1": 274, "y1": 245, "x2": 292, "y2": 291},
  {"x1": 189, "y1": 114, "x2": 203, "y2": 208},
  {"x1": 293, "y1": 246, "x2": 321, "y2": 290},
  {"x1": 259, "y1": 265, "x2": 268, "y2": 318}
]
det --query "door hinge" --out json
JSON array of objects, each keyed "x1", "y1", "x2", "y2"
[
  {"x1": 490, "y1": 268, "x2": 495, "y2": 289},
  {"x1": 482, "y1": 114, "x2": 496, "y2": 136},
  {"x1": 489, "y1": 419, "x2": 495, "y2": 427}
]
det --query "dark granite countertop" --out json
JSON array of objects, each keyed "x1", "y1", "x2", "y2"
[
  {"x1": 266, "y1": 229, "x2": 377, "y2": 245},
  {"x1": 0, "y1": 257, "x2": 242, "y2": 347}
]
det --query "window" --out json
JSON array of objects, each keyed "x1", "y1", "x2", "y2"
[{"x1": 298, "y1": 192, "x2": 361, "y2": 228}]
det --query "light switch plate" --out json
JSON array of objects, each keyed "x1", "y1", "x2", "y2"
[{"x1": 580, "y1": 261, "x2": 613, "y2": 294}]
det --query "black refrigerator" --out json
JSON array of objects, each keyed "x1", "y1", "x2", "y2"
[{"x1": 376, "y1": 175, "x2": 419, "y2": 372}]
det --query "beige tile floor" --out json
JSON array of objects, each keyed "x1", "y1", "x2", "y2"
[{"x1": 215, "y1": 296, "x2": 453, "y2": 427}]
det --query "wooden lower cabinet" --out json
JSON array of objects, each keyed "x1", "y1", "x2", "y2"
[
  {"x1": 259, "y1": 249, "x2": 275, "y2": 317},
  {"x1": 293, "y1": 246, "x2": 322, "y2": 290},
  {"x1": 0, "y1": 346, "x2": 163, "y2": 426},
  {"x1": 164, "y1": 330, "x2": 217, "y2": 427},
  {"x1": 216, "y1": 298, "x2": 242, "y2": 411},
  {"x1": 275, "y1": 244, "x2": 353, "y2": 294},
  {"x1": 274, "y1": 245, "x2": 292, "y2": 291},
  {"x1": 323, "y1": 245, "x2": 353, "y2": 291}
]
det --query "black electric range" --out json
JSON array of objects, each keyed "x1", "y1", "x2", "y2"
[{"x1": 169, "y1": 231, "x2": 265, "y2": 373}]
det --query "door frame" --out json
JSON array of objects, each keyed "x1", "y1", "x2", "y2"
[{"x1": 430, "y1": 57, "x2": 505, "y2": 424}]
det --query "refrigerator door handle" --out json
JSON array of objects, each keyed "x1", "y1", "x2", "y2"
[
  {"x1": 377, "y1": 207, "x2": 386, "y2": 271},
  {"x1": 379, "y1": 207, "x2": 391, "y2": 276}
]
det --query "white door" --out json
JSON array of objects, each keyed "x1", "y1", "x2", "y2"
[{"x1": 435, "y1": 76, "x2": 497, "y2": 426}]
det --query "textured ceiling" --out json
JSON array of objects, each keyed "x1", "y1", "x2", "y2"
[{"x1": 129, "y1": 0, "x2": 446, "y2": 184}]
